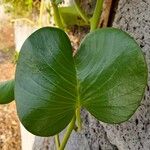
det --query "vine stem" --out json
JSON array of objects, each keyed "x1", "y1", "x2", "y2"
[
  {"x1": 59, "y1": 115, "x2": 76, "y2": 150},
  {"x1": 51, "y1": 2, "x2": 64, "y2": 29},
  {"x1": 55, "y1": 134, "x2": 60, "y2": 149},
  {"x1": 74, "y1": 0, "x2": 89, "y2": 23},
  {"x1": 38, "y1": 0, "x2": 44, "y2": 27},
  {"x1": 90, "y1": 0, "x2": 104, "y2": 32}
]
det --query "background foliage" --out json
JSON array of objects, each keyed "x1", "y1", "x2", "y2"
[{"x1": 2, "y1": 0, "x2": 41, "y2": 17}]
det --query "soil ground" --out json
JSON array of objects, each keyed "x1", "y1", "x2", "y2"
[{"x1": 0, "y1": 21, "x2": 21, "y2": 150}]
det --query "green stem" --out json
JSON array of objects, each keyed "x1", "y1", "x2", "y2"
[
  {"x1": 51, "y1": 2, "x2": 64, "y2": 29},
  {"x1": 90, "y1": 0, "x2": 104, "y2": 32},
  {"x1": 74, "y1": 0, "x2": 89, "y2": 23},
  {"x1": 76, "y1": 106, "x2": 81, "y2": 131},
  {"x1": 55, "y1": 134, "x2": 60, "y2": 150},
  {"x1": 59, "y1": 115, "x2": 76, "y2": 150}
]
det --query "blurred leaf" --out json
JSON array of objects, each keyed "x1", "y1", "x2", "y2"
[
  {"x1": 59, "y1": 6, "x2": 89, "y2": 27},
  {"x1": 50, "y1": 0, "x2": 63, "y2": 5},
  {"x1": 55, "y1": 0, "x2": 63, "y2": 5},
  {"x1": 0, "y1": 80, "x2": 14, "y2": 104}
]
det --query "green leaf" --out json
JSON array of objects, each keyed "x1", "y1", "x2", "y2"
[
  {"x1": 55, "y1": 0, "x2": 63, "y2": 5},
  {"x1": 75, "y1": 28, "x2": 147, "y2": 123},
  {"x1": 15, "y1": 27, "x2": 147, "y2": 137},
  {"x1": 15, "y1": 27, "x2": 77, "y2": 136},
  {"x1": 50, "y1": 0, "x2": 63, "y2": 5},
  {"x1": 59, "y1": 6, "x2": 89, "y2": 27},
  {"x1": 0, "y1": 80, "x2": 14, "y2": 104}
]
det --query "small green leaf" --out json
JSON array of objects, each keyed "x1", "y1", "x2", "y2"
[
  {"x1": 0, "y1": 80, "x2": 14, "y2": 104},
  {"x1": 75, "y1": 28, "x2": 147, "y2": 123},
  {"x1": 15, "y1": 27, "x2": 147, "y2": 137}
]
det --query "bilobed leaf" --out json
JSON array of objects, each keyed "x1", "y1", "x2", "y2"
[
  {"x1": 15, "y1": 27, "x2": 147, "y2": 137},
  {"x1": 0, "y1": 80, "x2": 14, "y2": 104},
  {"x1": 75, "y1": 28, "x2": 147, "y2": 123}
]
